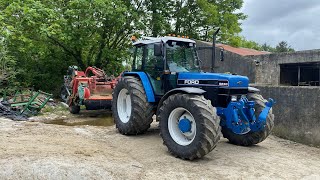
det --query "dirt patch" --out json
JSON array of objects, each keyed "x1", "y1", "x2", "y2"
[
  {"x1": 30, "y1": 109, "x2": 114, "y2": 127},
  {"x1": 0, "y1": 116, "x2": 320, "y2": 179}
]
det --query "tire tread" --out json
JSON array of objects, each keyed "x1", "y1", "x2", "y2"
[
  {"x1": 158, "y1": 93, "x2": 221, "y2": 160},
  {"x1": 112, "y1": 77, "x2": 154, "y2": 135}
]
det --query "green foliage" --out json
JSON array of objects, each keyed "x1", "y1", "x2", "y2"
[
  {"x1": 0, "y1": 0, "x2": 247, "y2": 96},
  {"x1": 229, "y1": 36, "x2": 262, "y2": 50},
  {"x1": 143, "y1": 0, "x2": 246, "y2": 43},
  {"x1": 275, "y1": 41, "x2": 295, "y2": 53},
  {"x1": 144, "y1": 0, "x2": 172, "y2": 36},
  {"x1": 0, "y1": 0, "x2": 140, "y2": 95},
  {"x1": 261, "y1": 43, "x2": 276, "y2": 52},
  {"x1": 41, "y1": 103, "x2": 68, "y2": 114},
  {"x1": 229, "y1": 36, "x2": 295, "y2": 53},
  {"x1": 0, "y1": 38, "x2": 18, "y2": 96}
]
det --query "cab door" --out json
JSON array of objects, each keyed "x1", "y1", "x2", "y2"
[{"x1": 144, "y1": 44, "x2": 164, "y2": 95}]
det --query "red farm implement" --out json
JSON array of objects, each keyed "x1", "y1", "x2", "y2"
[{"x1": 61, "y1": 66, "x2": 117, "y2": 114}]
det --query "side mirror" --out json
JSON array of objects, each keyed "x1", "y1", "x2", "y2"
[
  {"x1": 154, "y1": 43, "x2": 162, "y2": 56},
  {"x1": 220, "y1": 49, "x2": 224, "y2": 61}
]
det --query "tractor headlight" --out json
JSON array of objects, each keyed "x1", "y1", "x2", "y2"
[{"x1": 231, "y1": 95, "x2": 237, "y2": 102}]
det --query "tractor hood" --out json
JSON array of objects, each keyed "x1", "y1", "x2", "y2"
[{"x1": 177, "y1": 72, "x2": 249, "y2": 88}]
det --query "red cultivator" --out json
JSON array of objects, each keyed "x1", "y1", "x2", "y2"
[{"x1": 61, "y1": 66, "x2": 117, "y2": 114}]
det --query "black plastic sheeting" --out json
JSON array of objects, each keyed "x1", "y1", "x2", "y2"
[{"x1": 0, "y1": 101, "x2": 28, "y2": 121}]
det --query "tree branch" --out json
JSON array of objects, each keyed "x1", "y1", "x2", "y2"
[{"x1": 47, "y1": 35, "x2": 85, "y2": 68}]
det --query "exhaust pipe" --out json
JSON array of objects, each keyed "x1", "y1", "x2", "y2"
[{"x1": 211, "y1": 27, "x2": 220, "y2": 72}]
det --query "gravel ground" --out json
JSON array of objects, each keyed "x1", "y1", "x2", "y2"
[{"x1": 0, "y1": 115, "x2": 320, "y2": 180}]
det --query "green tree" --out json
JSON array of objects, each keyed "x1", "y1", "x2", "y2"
[
  {"x1": 229, "y1": 36, "x2": 262, "y2": 51},
  {"x1": 0, "y1": 38, "x2": 17, "y2": 96},
  {"x1": 145, "y1": 0, "x2": 246, "y2": 43},
  {"x1": 211, "y1": 0, "x2": 247, "y2": 43},
  {"x1": 275, "y1": 41, "x2": 295, "y2": 53},
  {"x1": 0, "y1": 0, "x2": 248, "y2": 95},
  {"x1": 0, "y1": 0, "x2": 142, "y2": 94},
  {"x1": 145, "y1": 0, "x2": 173, "y2": 36},
  {"x1": 261, "y1": 43, "x2": 275, "y2": 52},
  {"x1": 228, "y1": 37, "x2": 296, "y2": 53}
]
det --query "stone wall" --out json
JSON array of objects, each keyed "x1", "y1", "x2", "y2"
[
  {"x1": 251, "y1": 51, "x2": 320, "y2": 146},
  {"x1": 248, "y1": 49, "x2": 320, "y2": 85},
  {"x1": 254, "y1": 85, "x2": 320, "y2": 147}
]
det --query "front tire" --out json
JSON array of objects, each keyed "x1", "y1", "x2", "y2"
[
  {"x1": 221, "y1": 93, "x2": 275, "y2": 146},
  {"x1": 112, "y1": 76, "x2": 154, "y2": 135},
  {"x1": 158, "y1": 93, "x2": 221, "y2": 160}
]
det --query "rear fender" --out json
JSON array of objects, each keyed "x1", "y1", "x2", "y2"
[{"x1": 123, "y1": 72, "x2": 155, "y2": 102}]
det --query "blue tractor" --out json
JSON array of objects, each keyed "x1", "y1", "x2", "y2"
[{"x1": 112, "y1": 34, "x2": 275, "y2": 160}]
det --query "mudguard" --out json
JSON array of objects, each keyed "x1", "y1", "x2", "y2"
[
  {"x1": 156, "y1": 87, "x2": 206, "y2": 120},
  {"x1": 123, "y1": 72, "x2": 156, "y2": 102},
  {"x1": 160, "y1": 87, "x2": 206, "y2": 104}
]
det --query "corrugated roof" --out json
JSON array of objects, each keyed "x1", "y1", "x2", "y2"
[
  {"x1": 217, "y1": 44, "x2": 270, "y2": 56},
  {"x1": 197, "y1": 41, "x2": 270, "y2": 56}
]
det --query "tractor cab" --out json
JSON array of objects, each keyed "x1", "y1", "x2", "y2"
[
  {"x1": 131, "y1": 37, "x2": 201, "y2": 98},
  {"x1": 131, "y1": 36, "x2": 250, "y2": 105}
]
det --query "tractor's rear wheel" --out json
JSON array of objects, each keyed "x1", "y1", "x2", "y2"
[
  {"x1": 158, "y1": 93, "x2": 221, "y2": 160},
  {"x1": 221, "y1": 93, "x2": 274, "y2": 146},
  {"x1": 112, "y1": 76, "x2": 154, "y2": 135}
]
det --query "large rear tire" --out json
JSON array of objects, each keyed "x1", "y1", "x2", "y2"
[
  {"x1": 112, "y1": 76, "x2": 154, "y2": 135},
  {"x1": 221, "y1": 93, "x2": 274, "y2": 146},
  {"x1": 158, "y1": 93, "x2": 221, "y2": 160}
]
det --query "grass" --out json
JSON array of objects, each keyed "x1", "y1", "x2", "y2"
[{"x1": 40, "y1": 102, "x2": 68, "y2": 115}]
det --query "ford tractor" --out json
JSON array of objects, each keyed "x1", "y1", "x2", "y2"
[{"x1": 112, "y1": 33, "x2": 275, "y2": 160}]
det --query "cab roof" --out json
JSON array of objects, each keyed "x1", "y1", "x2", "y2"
[{"x1": 133, "y1": 36, "x2": 196, "y2": 46}]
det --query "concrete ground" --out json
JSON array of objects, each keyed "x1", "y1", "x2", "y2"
[{"x1": 0, "y1": 113, "x2": 320, "y2": 180}]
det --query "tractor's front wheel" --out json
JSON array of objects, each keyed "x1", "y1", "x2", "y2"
[
  {"x1": 158, "y1": 93, "x2": 221, "y2": 160},
  {"x1": 112, "y1": 76, "x2": 154, "y2": 135},
  {"x1": 221, "y1": 93, "x2": 274, "y2": 146}
]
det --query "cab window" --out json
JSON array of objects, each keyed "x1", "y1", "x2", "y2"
[{"x1": 133, "y1": 46, "x2": 143, "y2": 70}]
